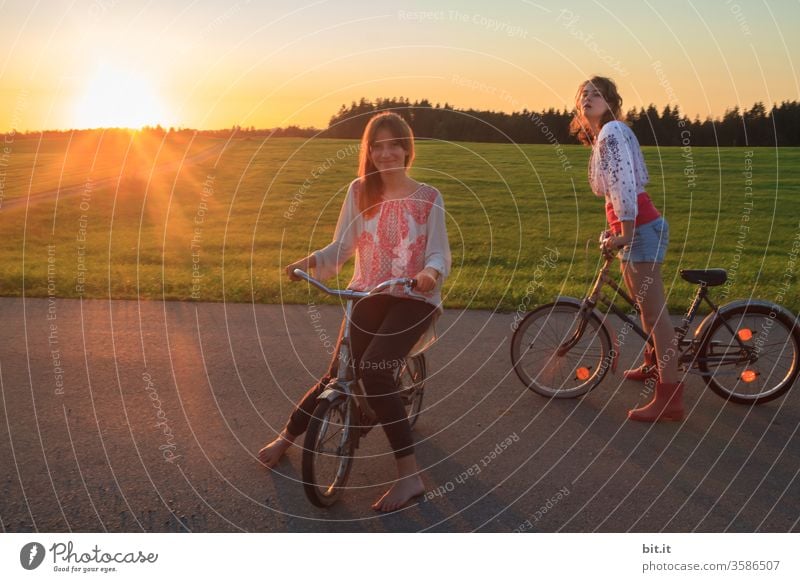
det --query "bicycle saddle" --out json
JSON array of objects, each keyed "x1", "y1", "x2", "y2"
[{"x1": 679, "y1": 268, "x2": 727, "y2": 286}]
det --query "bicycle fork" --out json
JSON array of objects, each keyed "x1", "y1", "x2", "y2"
[
  {"x1": 556, "y1": 263, "x2": 612, "y2": 357},
  {"x1": 556, "y1": 302, "x2": 596, "y2": 357}
]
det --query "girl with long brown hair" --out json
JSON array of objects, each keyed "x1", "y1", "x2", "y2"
[{"x1": 259, "y1": 111, "x2": 451, "y2": 510}]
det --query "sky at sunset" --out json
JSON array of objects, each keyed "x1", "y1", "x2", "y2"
[{"x1": 1, "y1": 0, "x2": 798, "y2": 131}]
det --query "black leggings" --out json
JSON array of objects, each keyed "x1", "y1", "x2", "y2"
[{"x1": 285, "y1": 294, "x2": 436, "y2": 459}]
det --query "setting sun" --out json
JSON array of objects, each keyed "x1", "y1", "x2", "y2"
[{"x1": 73, "y1": 65, "x2": 171, "y2": 129}]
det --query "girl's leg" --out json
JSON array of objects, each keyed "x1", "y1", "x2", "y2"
[
  {"x1": 624, "y1": 262, "x2": 684, "y2": 422},
  {"x1": 257, "y1": 427, "x2": 297, "y2": 468},
  {"x1": 356, "y1": 297, "x2": 436, "y2": 511},
  {"x1": 622, "y1": 262, "x2": 651, "y2": 337},
  {"x1": 621, "y1": 262, "x2": 657, "y2": 377},
  {"x1": 258, "y1": 319, "x2": 344, "y2": 468},
  {"x1": 372, "y1": 453, "x2": 423, "y2": 512},
  {"x1": 622, "y1": 262, "x2": 679, "y2": 383}
]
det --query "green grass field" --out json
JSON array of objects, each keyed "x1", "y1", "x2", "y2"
[{"x1": 1, "y1": 133, "x2": 798, "y2": 312}]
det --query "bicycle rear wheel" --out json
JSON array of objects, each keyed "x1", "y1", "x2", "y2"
[
  {"x1": 302, "y1": 396, "x2": 356, "y2": 507},
  {"x1": 397, "y1": 354, "x2": 426, "y2": 429},
  {"x1": 511, "y1": 301, "x2": 612, "y2": 398},
  {"x1": 699, "y1": 303, "x2": 799, "y2": 404}
]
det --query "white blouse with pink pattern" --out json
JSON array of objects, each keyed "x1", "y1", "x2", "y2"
[{"x1": 312, "y1": 180, "x2": 451, "y2": 308}]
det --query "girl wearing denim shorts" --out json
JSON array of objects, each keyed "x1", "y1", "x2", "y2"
[{"x1": 571, "y1": 76, "x2": 684, "y2": 422}]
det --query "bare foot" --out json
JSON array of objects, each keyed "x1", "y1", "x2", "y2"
[
  {"x1": 372, "y1": 474, "x2": 425, "y2": 512},
  {"x1": 257, "y1": 430, "x2": 295, "y2": 469}
]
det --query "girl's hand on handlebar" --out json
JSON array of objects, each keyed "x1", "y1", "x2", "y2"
[
  {"x1": 414, "y1": 267, "x2": 439, "y2": 292},
  {"x1": 604, "y1": 221, "x2": 634, "y2": 252},
  {"x1": 601, "y1": 221, "x2": 633, "y2": 253},
  {"x1": 285, "y1": 257, "x2": 314, "y2": 281},
  {"x1": 601, "y1": 234, "x2": 631, "y2": 252}
]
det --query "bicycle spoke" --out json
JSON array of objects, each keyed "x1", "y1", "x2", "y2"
[
  {"x1": 318, "y1": 425, "x2": 344, "y2": 450},
  {"x1": 700, "y1": 308, "x2": 799, "y2": 402},
  {"x1": 512, "y1": 303, "x2": 611, "y2": 398}
]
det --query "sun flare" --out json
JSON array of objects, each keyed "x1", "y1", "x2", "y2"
[{"x1": 73, "y1": 65, "x2": 171, "y2": 129}]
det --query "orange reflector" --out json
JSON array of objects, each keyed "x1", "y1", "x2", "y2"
[
  {"x1": 741, "y1": 370, "x2": 757, "y2": 383},
  {"x1": 737, "y1": 328, "x2": 753, "y2": 341},
  {"x1": 576, "y1": 367, "x2": 591, "y2": 381}
]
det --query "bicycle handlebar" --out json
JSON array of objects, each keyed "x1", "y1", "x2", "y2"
[{"x1": 292, "y1": 269, "x2": 423, "y2": 300}]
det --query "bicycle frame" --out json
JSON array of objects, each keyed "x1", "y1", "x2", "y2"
[{"x1": 561, "y1": 250, "x2": 752, "y2": 372}]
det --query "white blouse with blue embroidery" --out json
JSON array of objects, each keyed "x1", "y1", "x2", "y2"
[{"x1": 588, "y1": 121, "x2": 649, "y2": 222}]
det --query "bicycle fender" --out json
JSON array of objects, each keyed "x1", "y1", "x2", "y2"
[
  {"x1": 317, "y1": 377, "x2": 347, "y2": 403},
  {"x1": 693, "y1": 299, "x2": 800, "y2": 341},
  {"x1": 318, "y1": 387, "x2": 342, "y2": 403},
  {"x1": 554, "y1": 296, "x2": 620, "y2": 374}
]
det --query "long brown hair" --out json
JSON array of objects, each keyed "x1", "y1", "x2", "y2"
[
  {"x1": 569, "y1": 76, "x2": 624, "y2": 146},
  {"x1": 357, "y1": 111, "x2": 415, "y2": 217}
]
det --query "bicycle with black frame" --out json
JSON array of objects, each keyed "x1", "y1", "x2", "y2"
[
  {"x1": 510, "y1": 231, "x2": 800, "y2": 404},
  {"x1": 292, "y1": 268, "x2": 436, "y2": 507}
]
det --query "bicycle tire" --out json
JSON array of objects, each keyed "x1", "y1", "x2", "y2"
[
  {"x1": 511, "y1": 301, "x2": 613, "y2": 398},
  {"x1": 301, "y1": 396, "x2": 356, "y2": 507},
  {"x1": 397, "y1": 354, "x2": 426, "y2": 429},
  {"x1": 699, "y1": 302, "x2": 799, "y2": 404}
]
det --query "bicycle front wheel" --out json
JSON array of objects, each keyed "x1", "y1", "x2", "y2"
[
  {"x1": 511, "y1": 301, "x2": 612, "y2": 398},
  {"x1": 397, "y1": 354, "x2": 426, "y2": 429},
  {"x1": 699, "y1": 303, "x2": 799, "y2": 404},
  {"x1": 302, "y1": 396, "x2": 356, "y2": 507}
]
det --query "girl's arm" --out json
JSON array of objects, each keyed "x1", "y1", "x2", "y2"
[
  {"x1": 604, "y1": 220, "x2": 635, "y2": 250},
  {"x1": 416, "y1": 192, "x2": 451, "y2": 291},
  {"x1": 311, "y1": 181, "x2": 360, "y2": 280},
  {"x1": 285, "y1": 254, "x2": 317, "y2": 280},
  {"x1": 597, "y1": 122, "x2": 640, "y2": 226}
]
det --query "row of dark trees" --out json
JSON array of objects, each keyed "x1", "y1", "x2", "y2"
[
  {"x1": 13, "y1": 98, "x2": 799, "y2": 146},
  {"x1": 323, "y1": 97, "x2": 800, "y2": 147},
  {"x1": 16, "y1": 125, "x2": 321, "y2": 140}
]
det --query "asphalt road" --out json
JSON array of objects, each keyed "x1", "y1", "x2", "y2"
[{"x1": 1, "y1": 297, "x2": 798, "y2": 532}]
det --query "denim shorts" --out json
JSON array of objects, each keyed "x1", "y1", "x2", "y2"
[{"x1": 619, "y1": 217, "x2": 669, "y2": 263}]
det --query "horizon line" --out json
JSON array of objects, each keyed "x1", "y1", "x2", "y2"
[{"x1": 3, "y1": 95, "x2": 798, "y2": 135}]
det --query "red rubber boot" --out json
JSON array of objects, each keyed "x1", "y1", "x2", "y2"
[
  {"x1": 627, "y1": 381, "x2": 684, "y2": 422},
  {"x1": 623, "y1": 345, "x2": 658, "y2": 382}
]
